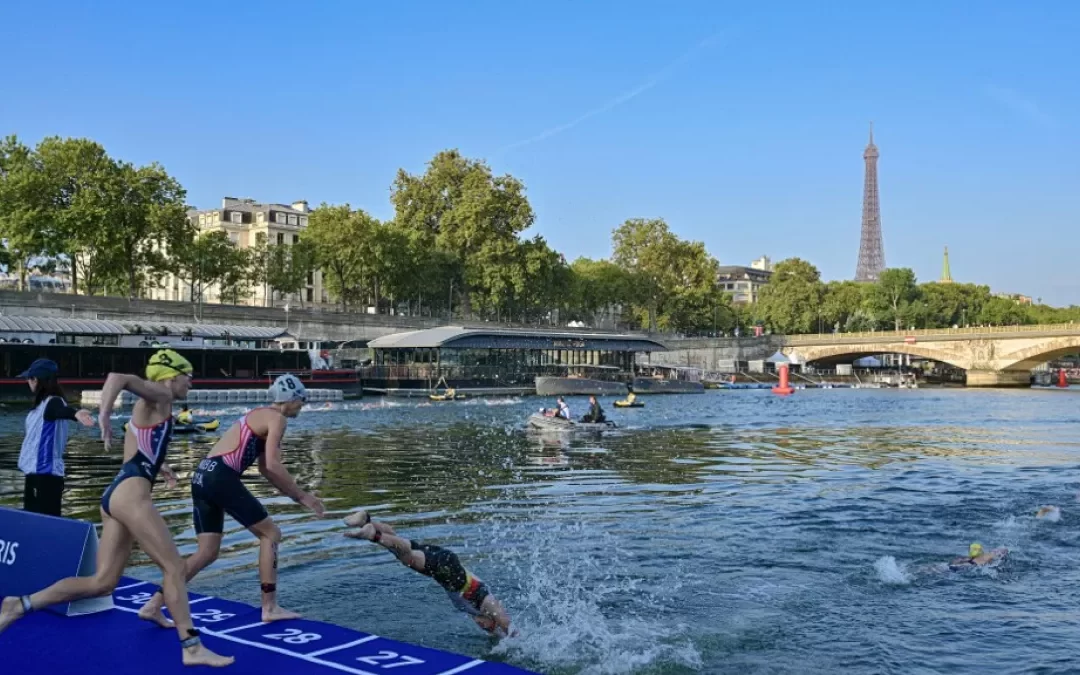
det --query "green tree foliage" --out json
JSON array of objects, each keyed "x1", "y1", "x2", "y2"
[
  {"x1": 755, "y1": 258, "x2": 824, "y2": 334},
  {"x1": 868, "y1": 268, "x2": 919, "y2": 330},
  {"x1": 305, "y1": 204, "x2": 373, "y2": 311},
  {"x1": 218, "y1": 245, "x2": 256, "y2": 305},
  {"x1": 978, "y1": 295, "x2": 1028, "y2": 326},
  {"x1": 391, "y1": 149, "x2": 534, "y2": 315},
  {"x1": 35, "y1": 137, "x2": 115, "y2": 294},
  {"x1": 610, "y1": 218, "x2": 729, "y2": 333},
  {"x1": 95, "y1": 161, "x2": 189, "y2": 298},
  {"x1": 265, "y1": 238, "x2": 317, "y2": 307},
  {"x1": 821, "y1": 281, "x2": 867, "y2": 332},
  {"x1": 0, "y1": 136, "x2": 51, "y2": 289},
  {"x1": 172, "y1": 231, "x2": 241, "y2": 306},
  {"x1": 1, "y1": 135, "x2": 189, "y2": 297},
  {"x1": 567, "y1": 257, "x2": 633, "y2": 324}
]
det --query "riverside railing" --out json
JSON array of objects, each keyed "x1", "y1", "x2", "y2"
[{"x1": 784, "y1": 323, "x2": 1080, "y2": 343}]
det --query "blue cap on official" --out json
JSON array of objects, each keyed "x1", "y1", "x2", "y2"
[{"x1": 18, "y1": 358, "x2": 59, "y2": 379}]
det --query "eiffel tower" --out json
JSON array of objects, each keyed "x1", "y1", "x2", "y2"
[{"x1": 855, "y1": 123, "x2": 885, "y2": 281}]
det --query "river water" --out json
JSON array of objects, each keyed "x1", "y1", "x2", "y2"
[{"x1": 1, "y1": 389, "x2": 1079, "y2": 674}]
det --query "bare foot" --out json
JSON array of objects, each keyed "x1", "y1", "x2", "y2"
[
  {"x1": 182, "y1": 643, "x2": 234, "y2": 668},
  {"x1": 343, "y1": 523, "x2": 377, "y2": 541},
  {"x1": 0, "y1": 597, "x2": 25, "y2": 634},
  {"x1": 262, "y1": 605, "x2": 301, "y2": 622},
  {"x1": 138, "y1": 601, "x2": 175, "y2": 629},
  {"x1": 0, "y1": 596, "x2": 25, "y2": 635},
  {"x1": 343, "y1": 510, "x2": 370, "y2": 528}
]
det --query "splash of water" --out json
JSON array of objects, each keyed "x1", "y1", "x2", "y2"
[
  {"x1": 874, "y1": 556, "x2": 912, "y2": 585},
  {"x1": 483, "y1": 398, "x2": 523, "y2": 407},
  {"x1": 488, "y1": 519, "x2": 702, "y2": 674}
]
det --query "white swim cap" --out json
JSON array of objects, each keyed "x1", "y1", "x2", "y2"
[{"x1": 271, "y1": 373, "x2": 307, "y2": 403}]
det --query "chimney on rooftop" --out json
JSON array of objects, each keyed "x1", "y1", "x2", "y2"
[{"x1": 291, "y1": 200, "x2": 309, "y2": 213}]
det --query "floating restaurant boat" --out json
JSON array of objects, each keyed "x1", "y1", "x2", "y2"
[
  {"x1": 364, "y1": 326, "x2": 667, "y2": 397},
  {"x1": 0, "y1": 316, "x2": 362, "y2": 401}
]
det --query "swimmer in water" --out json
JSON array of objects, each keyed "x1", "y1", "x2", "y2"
[
  {"x1": 948, "y1": 543, "x2": 1008, "y2": 571},
  {"x1": 343, "y1": 511, "x2": 514, "y2": 637},
  {"x1": 0, "y1": 350, "x2": 233, "y2": 667},
  {"x1": 138, "y1": 374, "x2": 324, "y2": 626},
  {"x1": 1036, "y1": 505, "x2": 1061, "y2": 520}
]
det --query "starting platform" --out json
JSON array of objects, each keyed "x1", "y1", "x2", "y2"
[{"x1": 2, "y1": 576, "x2": 537, "y2": 675}]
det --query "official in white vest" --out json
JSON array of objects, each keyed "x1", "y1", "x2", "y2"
[{"x1": 18, "y1": 358, "x2": 94, "y2": 516}]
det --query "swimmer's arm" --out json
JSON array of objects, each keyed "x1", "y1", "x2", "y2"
[
  {"x1": 101, "y1": 373, "x2": 173, "y2": 410},
  {"x1": 258, "y1": 415, "x2": 318, "y2": 510}
]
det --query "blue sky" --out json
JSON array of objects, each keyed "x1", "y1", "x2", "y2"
[{"x1": 4, "y1": 2, "x2": 1078, "y2": 304}]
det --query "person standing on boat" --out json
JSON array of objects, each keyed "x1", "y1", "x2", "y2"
[
  {"x1": 0, "y1": 350, "x2": 234, "y2": 667},
  {"x1": 18, "y1": 359, "x2": 95, "y2": 516},
  {"x1": 137, "y1": 373, "x2": 325, "y2": 626}
]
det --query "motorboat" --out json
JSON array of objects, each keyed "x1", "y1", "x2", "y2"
[{"x1": 527, "y1": 413, "x2": 616, "y2": 432}]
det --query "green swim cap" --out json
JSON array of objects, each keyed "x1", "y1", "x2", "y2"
[{"x1": 969, "y1": 543, "x2": 983, "y2": 558}]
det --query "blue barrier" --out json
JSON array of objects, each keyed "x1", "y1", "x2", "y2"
[{"x1": 0, "y1": 507, "x2": 113, "y2": 616}]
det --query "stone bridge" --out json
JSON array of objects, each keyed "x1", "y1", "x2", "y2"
[
  {"x1": 657, "y1": 324, "x2": 1080, "y2": 387},
  {"x1": 780, "y1": 324, "x2": 1080, "y2": 386}
]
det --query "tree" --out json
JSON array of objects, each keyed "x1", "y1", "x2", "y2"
[
  {"x1": 0, "y1": 136, "x2": 53, "y2": 289},
  {"x1": 979, "y1": 295, "x2": 1028, "y2": 326},
  {"x1": 35, "y1": 137, "x2": 115, "y2": 295},
  {"x1": 567, "y1": 257, "x2": 634, "y2": 324},
  {"x1": 755, "y1": 258, "x2": 824, "y2": 334},
  {"x1": 611, "y1": 218, "x2": 677, "y2": 331},
  {"x1": 89, "y1": 161, "x2": 189, "y2": 298},
  {"x1": 511, "y1": 235, "x2": 567, "y2": 324},
  {"x1": 265, "y1": 238, "x2": 317, "y2": 307},
  {"x1": 306, "y1": 204, "x2": 373, "y2": 311},
  {"x1": 172, "y1": 230, "x2": 237, "y2": 308},
  {"x1": 391, "y1": 150, "x2": 534, "y2": 316},
  {"x1": 610, "y1": 218, "x2": 728, "y2": 333},
  {"x1": 218, "y1": 245, "x2": 256, "y2": 305},
  {"x1": 869, "y1": 268, "x2": 919, "y2": 331},
  {"x1": 821, "y1": 281, "x2": 867, "y2": 332}
]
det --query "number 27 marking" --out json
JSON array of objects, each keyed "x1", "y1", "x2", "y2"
[{"x1": 356, "y1": 650, "x2": 425, "y2": 668}]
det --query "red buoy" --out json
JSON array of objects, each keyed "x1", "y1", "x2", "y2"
[
  {"x1": 1058, "y1": 369, "x2": 1069, "y2": 388},
  {"x1": 772, "y1": 363, "x2": 795, "y2": 395}
]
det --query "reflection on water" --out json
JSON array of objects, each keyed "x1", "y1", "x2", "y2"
[{"x1": 2, "y1": 389, "x2": 1080, "y2": 674}]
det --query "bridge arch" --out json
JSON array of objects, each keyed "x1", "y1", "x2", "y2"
[
  {"x1": 995, "y1": 335, "x2": 1080, "y2": 371},
  {"x1": 782, "y1": 344, "x2": 971, "y2": 370}
]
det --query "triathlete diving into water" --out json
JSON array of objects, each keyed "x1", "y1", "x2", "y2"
[
  {"x1": 343, "y1": 510, "x2": 514, "y2": 637},
  {"x1": 138, "y1": 374, "x2": 324, "y2": 627},
  {"x1": 0, "y1": 350, "x2": 233, "y2": 667}
]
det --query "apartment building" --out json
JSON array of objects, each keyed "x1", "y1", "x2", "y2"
[
  {"x1": 717, "y1": 256, "x2": 774, "y2": 305},
  {"x1": 151, "y1": 197, "x2": 328, "y2": 307}
]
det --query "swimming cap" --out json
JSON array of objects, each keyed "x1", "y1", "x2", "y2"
[
  {"x1": 968, "y1": 543, "x2": 983, "y2": 558},
  {"x1": 271, "y1": 373, "x2": 307, "y2": 403},
  {"x1": 146, "y1": 350, "x2": 193, "y2": 382}
]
